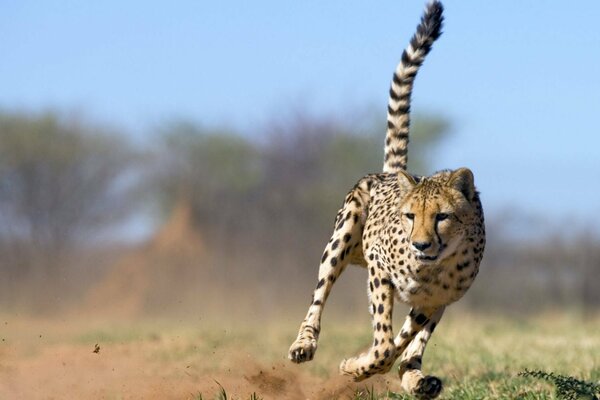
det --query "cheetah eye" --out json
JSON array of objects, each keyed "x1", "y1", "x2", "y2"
[
  {"x1": 436, "y1": 213, "x2": 450, "y2": 221},
  {"x1": 404, "y1": 213, "x2": 415, "y2": 220}
]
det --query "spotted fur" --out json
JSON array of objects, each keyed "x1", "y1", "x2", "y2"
[{"x1": 289, "y1": 2, "x2": 485, "y2": 399}]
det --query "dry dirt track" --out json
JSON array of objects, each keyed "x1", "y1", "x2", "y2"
[
  {"x1": 0, "y1": 344, "x2": 391, "y2": 399},
  {"x1": 0, "y1": 318, "x2": 394, "y2": 400}
]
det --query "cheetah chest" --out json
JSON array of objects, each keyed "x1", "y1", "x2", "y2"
[
  {"x1": 363, "y1": 228, "x2": 480, "y2": 308},
  {"x1": 391, "y1": 249, "x2": 479, "y2": 308}
]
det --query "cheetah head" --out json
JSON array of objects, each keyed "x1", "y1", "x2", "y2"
[{"x1": 396, "y1": 168, "x2": 477, "y2": 264}]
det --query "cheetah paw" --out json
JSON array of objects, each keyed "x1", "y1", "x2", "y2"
[
  {"x1": 340, "y1": 356, "x2": 371, "y2": 381},
  {"x1": 288, "y1": 338, "x2": 317, "y2": 363},
  {"x1": 414, "y1": 375, "x2": 443, "y2": 399},
  {"x1": 340, "y1": 352, "x2": 393, "y2": 382}
]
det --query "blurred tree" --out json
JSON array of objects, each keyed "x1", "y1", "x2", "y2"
[
  {"x1": 152, "y1": 120, "x2": 261, "y2": 237},
  {"x1": 151, "y1": 111, "x2": 449, "y2": 238},
  {"x1": 0, "y1": 111, "x2": 135, "y2": 288},
  {"x1": 573, "y1": 234, "x2": 600, "y2": 312},
  {"x1": 149, "y1": 110, "x2": 450, "y2": 275},
  {"x1": 260, "y1": 109, "x2": 450, "y2": 228}
]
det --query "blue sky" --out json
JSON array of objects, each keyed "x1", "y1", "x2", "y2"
[{"x1": 2, "y1": 1, "x2": 600, "y2": 230}]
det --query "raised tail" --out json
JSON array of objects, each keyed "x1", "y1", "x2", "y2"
[{"x1": 383, "y1": 1, "x2": 444, "y2": 173}]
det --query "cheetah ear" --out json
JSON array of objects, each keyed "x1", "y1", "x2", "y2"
[
  {"x1": 449, "y1": 167, "x2": 475, "y2": 200},
  {"x1": 397, "y1": 170, "x2": 417, "y2": 191}
]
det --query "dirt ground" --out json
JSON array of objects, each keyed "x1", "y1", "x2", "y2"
[
  {"x1": 0, "y1": 316, "x2": 395, "y2": 400},
  {"x1": 0, "y1": 345, "x2": 393, "y2": 400}
]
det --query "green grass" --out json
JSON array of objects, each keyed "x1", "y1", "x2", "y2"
[{"x1": 190, "y1": 313, "x2": 600, "y2": 399}]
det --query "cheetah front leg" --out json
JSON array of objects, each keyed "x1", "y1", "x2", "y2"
[
  {"x1": 396, "y1": 307, "x2": 445, "y2": 399},
  {"x1": 288, "y1": 187, "x2": 367, "y2": 364},
  {"x1": 393, "y1": 307, "x2": 444, "y2": 356},
  {"x1": 339, "y1": 257, "x2": 397, "y2": 381}
]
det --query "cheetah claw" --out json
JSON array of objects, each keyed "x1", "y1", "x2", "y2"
[{"x1": 288, "y1": 338, "x2": 317, "y2": 363}]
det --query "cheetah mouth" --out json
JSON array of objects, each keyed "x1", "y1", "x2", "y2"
[{"x1": 416, "y1": 255, "x2": 438, "y2": 262}]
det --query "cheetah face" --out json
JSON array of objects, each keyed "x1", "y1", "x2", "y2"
[
  {"x1": 397, "y1": 168, "x2": 476, "y2": 264},
  {"x1": 399, "y1": 201, "x2": 464, "y2": 264}
]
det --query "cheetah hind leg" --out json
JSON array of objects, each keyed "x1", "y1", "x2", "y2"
[
  {"x1": 288, "y1": 184, "x2": 367, "y2": 363},
  {"x1": 339, "y1": 253, "x2": 397, "y2": 381}
]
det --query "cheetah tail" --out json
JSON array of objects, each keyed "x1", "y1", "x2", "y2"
[{"x1": 383, "y1": 0, "x2": 444, "y2": 173}]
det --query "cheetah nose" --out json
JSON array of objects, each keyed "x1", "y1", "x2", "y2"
[{"x1": 412, "y1": 241, "x2": 432, "y2": 251}]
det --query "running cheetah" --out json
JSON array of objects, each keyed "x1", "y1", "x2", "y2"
[{"x1": 288, "y1": 1, "x2": 485, "y2": 398}]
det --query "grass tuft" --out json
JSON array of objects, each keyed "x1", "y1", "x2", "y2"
[
  {"x1": 352, "y1": 385, "x2": 377, "y2": 400},
  {"x1": 214, "y1": 380, "x2": 228, "y2": 400},
  {"x1": 194, "y1": 386, "x2": 263, "y2": 400},
  {"x1": 519, "y1": 369, "x2": 600, "y2": 400}
]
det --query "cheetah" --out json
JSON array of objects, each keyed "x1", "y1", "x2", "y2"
[{"x1": 288, "y1": 1, "x2": 485, "y2": 398}]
